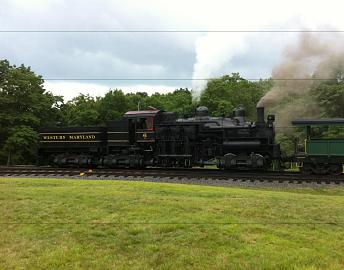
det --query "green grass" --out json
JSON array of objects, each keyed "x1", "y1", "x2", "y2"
[{"x1": 1, "y1": 178, "x2": 344, "y2": 269}]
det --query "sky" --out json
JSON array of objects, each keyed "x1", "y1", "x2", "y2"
[{"x1": 1, "y1": 0, "x2": 344, "y2": 100}]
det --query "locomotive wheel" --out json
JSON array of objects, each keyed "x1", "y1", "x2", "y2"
[
  {"x1": 316, "y1": 164, "x2": 329, "y2": 175},
  {"x1": 330, "y1": 164, "x2": 343, "y2": 175},
  {"x1": 300, "y1": 163, "x2": 312, "y2": 175}
]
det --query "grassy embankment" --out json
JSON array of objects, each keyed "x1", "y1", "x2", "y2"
[{"x1": 1, "y1": 178, "x2": 344, "y2": 269}]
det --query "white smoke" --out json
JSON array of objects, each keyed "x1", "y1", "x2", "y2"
[{"x1": 191, "y1": 33, "x2": 249, "y2": 99}]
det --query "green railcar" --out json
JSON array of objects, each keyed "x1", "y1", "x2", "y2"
[
  {"x1": 306, "y1": 139, "x2": 344, "y2": 156},
  {"x1": 292, "y1": 119, "x2": 344, "y2": 175}
]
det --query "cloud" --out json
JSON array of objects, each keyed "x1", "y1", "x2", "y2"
[
  {"x1": 44, "y1": 81, "x2": 177, "y2": 101},
  {"x1": 192, "y1": 33, "x2": 249, "y2": 98},
  {"x1": 1, "y1": 0, "x2": 344, "y2": 100}
]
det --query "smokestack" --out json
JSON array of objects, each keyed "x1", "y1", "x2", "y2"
[{"x1": 256, "y1": 107, "x2": 265, "y2": 124}]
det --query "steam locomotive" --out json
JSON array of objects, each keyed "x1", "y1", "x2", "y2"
[{"x1": 38, "y1": 106, "x2": 281, "y2": 170}]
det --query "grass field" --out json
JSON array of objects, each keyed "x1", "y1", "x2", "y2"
[{"x1": 1, "y1": 178, "x2": 344, "y2": 270}]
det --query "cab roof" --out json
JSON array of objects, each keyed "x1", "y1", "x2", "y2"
[{"x1": 123, "y1": 110, "x2": 160, "y2": 118}]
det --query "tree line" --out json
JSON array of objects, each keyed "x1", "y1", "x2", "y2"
[{"x1": 0, "y1": 59, "x2": 343, "y2": 164}]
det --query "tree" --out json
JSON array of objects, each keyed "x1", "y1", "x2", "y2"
[
  {"x1": 126, "y1": 92, "x2": 149, "y2": 111},
  {"x1": 146, "y1": 88, "x2": 195, "y2": 117},
  {"x1": 61, "y1": 94, "x2": 100, "y2": 126},
  {"x1": 313, "y1": 77, "x2": 344, "y2": 118},
  {"x1": 98, "y1": 89, "x2": 129, "y2": 123},
  {"x1": 0, "y1": 59, "x2": 60, "y2": 164},
  {"x1": 4, "y1": 126, "x2": 38, "y2": 165},
  {"x1": 0, "y1": 60, "x2": 59, "y2": 128},
  {"x1": 200, "y1": 73, "x2": 271, "y2": 120}
]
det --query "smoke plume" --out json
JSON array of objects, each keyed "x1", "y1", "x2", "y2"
[
  {"x1": 258, "y1": 33, "x2": 344, "y2": 124},
  {"x1": 191, "y1": 33, "x2": 248, "y2": 99}
]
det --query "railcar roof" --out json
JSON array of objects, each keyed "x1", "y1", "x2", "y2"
[
  {"x1": 292, "y1": 119, "x2": 344, "y2": 125},
  {"x1": 123, "y1": 110, "x2": 160, "y2": 118}
]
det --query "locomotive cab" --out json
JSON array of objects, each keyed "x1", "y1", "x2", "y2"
[{"x1": 123, "y1": 109, "x2": 160, "y2": 145}]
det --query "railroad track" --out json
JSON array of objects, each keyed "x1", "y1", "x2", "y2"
[{"x1": 0, "y1": 166, "x2": 343, "y2": 187}]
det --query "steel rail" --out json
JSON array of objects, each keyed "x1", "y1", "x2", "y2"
[{"x1": 0, "y1": 166, "x2": 343, "y2": 186}]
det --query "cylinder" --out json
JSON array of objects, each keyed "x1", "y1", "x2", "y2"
[{"x1": 256, "y1": 107, "x2": 265, "y2": 124}]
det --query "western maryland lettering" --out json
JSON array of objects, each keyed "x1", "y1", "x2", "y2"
[
  {"x1": 40, "y1": 133, "x2": 98, "y2": 142},
  {"x1": 69, "y1": 134, "x2": 96, "y2": 140},
  {"x1": 42, "y1": 135, "x2": 66, "y2": 140}
]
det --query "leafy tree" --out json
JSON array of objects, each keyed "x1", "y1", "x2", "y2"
[
  {"x1": 313, "y1": 77, "x2": 344, "y2": 118},
  {"x1": 0, "y1": 60, "x2": 60, "y2": 128},
  {"x1": 321, "y1": 126, "x2": 344, "y2": 138},
  {"x1": 159, "y1": 88, "x2": 195, "y2": 116},
  {"x1": 145, "y1": 92, "x2": 164, "y2": 110},
  {"x1": 98, "y1": 89, "x2": 129, "y2": 122},
  {"x1": 311, "y1": 126, "x2": 344, "y2": 139},
  {"x1": 275, "y1": 133, "x2": 298, "y2": 157},
  {"x1": 3, "y1": 126, "x2": 38, "y2": 165},
  {"x1": 0, "y1": 59, "x2": 60, "y2": 164},
  {"x1": 302, "y1": 72, "x2": 344, "y2": 139},
  {"x1": 61, "y1": 94, "x2": 100, "y2": 126},
  {"x1": 146, "y1": 88, "x2": 195, "y2": 117},
  {"x1": 200, "y1": 73, "x2": 271, "y2": 119},
  {"x1": 126, "y1": 92, "x2": 149, "y2": 111}
]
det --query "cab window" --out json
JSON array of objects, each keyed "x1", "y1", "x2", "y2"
[
  {"x1": 146, "y1": 117, "x2": 154, "y2": 130},
  {"x1": 136, "y1": 118, "x2": 147, "y2": 130}
]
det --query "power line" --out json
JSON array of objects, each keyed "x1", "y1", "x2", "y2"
[{"x1": 1, "y1": 30, "x2": 344, "y2": 33}]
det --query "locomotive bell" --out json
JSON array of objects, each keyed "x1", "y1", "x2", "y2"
[{"x1": 196, "y1": 106, "x2": 209, "y2": 117}]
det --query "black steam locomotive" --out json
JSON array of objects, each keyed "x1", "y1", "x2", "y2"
[{"x1": 38, "y1": 106, "x2": 281, "y2": 170}]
